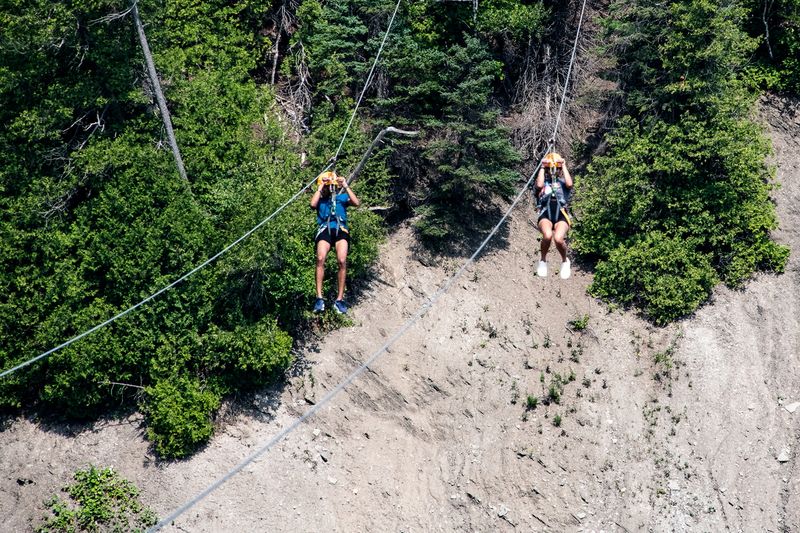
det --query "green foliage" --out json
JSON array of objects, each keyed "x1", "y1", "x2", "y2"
[
  {"x1": 385, "y1": 31, "x2": 521, "y2": 244},
  {"x1": 743, "y1": 0, "x2": 800, "y2": 92},
  {"x1": 144, "y1": 376, "x2": 221, "y2": 459},
  {"x1": 0, "y1": 0, "x2": 366, "y2": 456},
  {"x1": 567, "y1": 314, "x2": 590, "y2": 331},
  {"x1": 590, "y1": 233, "x2": 717, "y2": 325},
  {"x1": 199, "y1": 318, "x2": 293, "y2": 387},
  {"x1": 526, "y1": 394, "x2": 538, "y2": 410},
  {"x1": 295, "y1": 0, "x2": 524, "y2": 247},
  {"x1": 477, "y1": 0, "x2": 548, "y2": 40},
  {"x1": 37, "y1": 465, "x2": 156, "y2": 533},
  {"x1": 575, "y1": 0, "x2": 789, "y2": 324}
]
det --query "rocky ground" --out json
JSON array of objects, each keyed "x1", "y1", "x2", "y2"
[{"x1": 1, "y1": 96, "x2": 798, "y2": 532}]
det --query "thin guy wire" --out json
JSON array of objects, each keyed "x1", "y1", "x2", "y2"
[
  {"x1": 0, "y1": 173, "x2": 320, "y2": 380},
  {"x1": 333, "y1": 0, "x2": 403, "y2": 161}
]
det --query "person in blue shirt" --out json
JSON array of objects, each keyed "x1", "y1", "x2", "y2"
[{"x1": 310, "y1": 171, "x2": 361, "y2": 314}]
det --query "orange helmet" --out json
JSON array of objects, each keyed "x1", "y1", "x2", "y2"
[
  {"x1": 543, "y1": 152, "x2": 564, "y2": 169},
  {"x1": 317, "y1": 171, "x2": 337, "y2": 188}
]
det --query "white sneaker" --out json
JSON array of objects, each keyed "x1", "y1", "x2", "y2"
[
  {"x1": 560, "y1": 259, "x2": 571, "y2": 280},
  {"x1": 536, "y1": 260, "x2": 548, "y2": 277}
]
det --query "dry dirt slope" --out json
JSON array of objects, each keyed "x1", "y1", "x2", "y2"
[{"x1": 1, "y1": 96, "x2": 798, "y2": 532}]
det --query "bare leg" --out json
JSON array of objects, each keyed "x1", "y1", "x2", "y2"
[
  {"x1": 335, "y1": 238, "x2": 349, "y2": 301},
  {"x1": 316, "y1": 239, "x2": 331, "y2": 298},
  {"x1": 538, "y1": 218, "x2": 554, "y2": 261},
  {"x1": 553, "y1": 221, "x2": 570, "y2": 262}
]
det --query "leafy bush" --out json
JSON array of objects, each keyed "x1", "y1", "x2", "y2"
[
  {"x1": 144, "y1": 376, "x2": 221, "y2": 459},
  {"x1": 199, "y1": 318, "x2": 293, "y2": 388},
  {"x1": 590, "y1": 233, "x2": 717, "y2": 325},
  {"x1": 574, "y1": 0, "x2": 789, "y2": 323},
  {"x1": 38, "y1": 465, "x2": 156, "y2": 533}
]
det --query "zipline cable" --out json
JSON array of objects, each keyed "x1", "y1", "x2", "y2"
[
  {"x1": 1, "y1": 0, "x2": 406, "y2": 380},
  {"x1": 150, "y1": 0, "x2": 588, "y2": 529},
  {"x1": 333, "y1": 0, "x2": 403, "y2": 162},
  {"x1": 551, "y1": 0, "x2": 587, "y2": 148}
]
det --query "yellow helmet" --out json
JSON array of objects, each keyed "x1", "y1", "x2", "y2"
[
  {"x1": 317, "y1": 171, "x2": 337, "y2": 188},
  {"x1": 543, "y1": 152, "x2": 563, "y2": 168}
]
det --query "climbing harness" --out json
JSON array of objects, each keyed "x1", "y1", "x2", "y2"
[
  {"x1": 537, "y1": 153, "x2": 572, "y2": 226},
  {"x1": 315, "y1": 171, "x2": 350, "y2": 241}
]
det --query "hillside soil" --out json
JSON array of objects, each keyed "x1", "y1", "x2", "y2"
[{"x1": 1, "y1": 96, "x2": 798, "y2": 532}]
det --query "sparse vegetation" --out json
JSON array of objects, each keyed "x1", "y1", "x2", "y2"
[
  {"x1": 546, "y1": 373, "x2": 567, "y2": 405},
  {"x1": 37, "y1": 466, "x2": 156, "y2": 533},
  {"x1": 568, "y1": 314, "x2": 590, "y2": 331},
  {"x1": 526, "y1": 395, "x2": 538, "y2": 410}
]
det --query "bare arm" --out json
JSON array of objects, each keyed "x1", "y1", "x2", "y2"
[
  {"x1": 535, "y1": 167, "x2": 546, "y2": 195},
  {"x1": 561, "y1": 162, "x2": 573, "y2": 189},
  {"x1": 340, "y1": 177, "x2": 361, "y2": 207},
  {"x1": 310, "y1": 185, "x2": 323, "y2": 209}
]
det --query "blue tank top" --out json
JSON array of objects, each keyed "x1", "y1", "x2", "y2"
[{"x1": 316, "y1": 192, "x2": 350, "y2": 230}]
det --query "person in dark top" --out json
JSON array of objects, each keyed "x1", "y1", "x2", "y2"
[
  {"x1": 310, "y1": 171, "x2": 361, "y2": 314},
  {"x1": 535, "y1": 152, "x2": 574, "y2": 279}
]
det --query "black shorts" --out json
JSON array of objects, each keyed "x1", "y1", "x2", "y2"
[
  {"x1": 537, "y1": 201, "x2": 571, "y2": 226},
  {"x1": 315, "y1": 227, "x2": 350, "y2": 246}
]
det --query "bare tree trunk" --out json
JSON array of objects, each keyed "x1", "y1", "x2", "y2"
[
  {"x1": 763, "y1": 0, "x2": 775, "y2": 59},
  {"x1": 131, "y1": 1, "x2": 192, "y2": 190},
  {"x1": 270, "y1": 6, "x2": 285, "y2": 85}
]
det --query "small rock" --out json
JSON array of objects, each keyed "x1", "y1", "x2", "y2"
[
  {"x1": 669, "y1": 480, "x2": 681, "y2": 491},
  {"x1": 777, "y1": 450, "x2": 790, "y2": 463},
  {"x1": 320, "y1": 451, "x2": 330, "y2": 463},
  {"x1": 747, "y1": 404, "x2": 756, "y2": 411},
  {"x1": 353, "y1": 487, "x2": 359, "y2": 495},
  {"x1": 720, "y1": 487, "x2": 727, "y2": 493},
  {"x1": 328, "y1": 477, "x2": 338, "y2": 485},
  {"x1": 312, "y1": 428, "x2": 321, "y2": 439},
  {"x1": 450, "y1": 493, "x2": 459, "y2": 500},
  {"x1": 497, "y1": 505, "x2": 509, "y2": 518},
  {"x1": 784, "y1": 402, "x2": 800, "y2": 414},
  {"x1": 577, "y1": 511, "x2": 587, "y2": 519}
]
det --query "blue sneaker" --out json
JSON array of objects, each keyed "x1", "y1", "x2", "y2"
[
  {"x1": 333, "y1": 300, "x2": 348, "y2": 314},
  {"x1": 313, "y1": 298, "x2": 325, "y2": 313}
]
